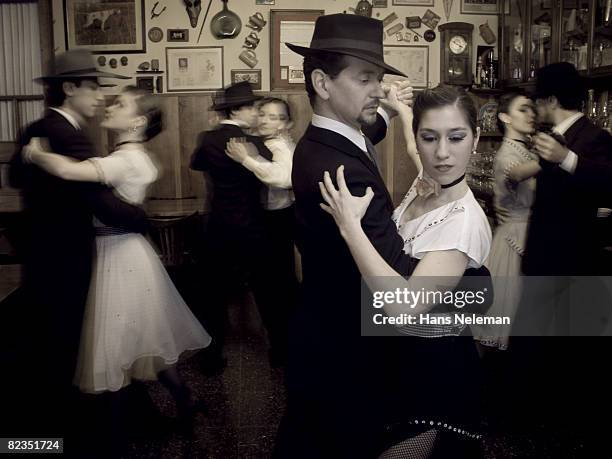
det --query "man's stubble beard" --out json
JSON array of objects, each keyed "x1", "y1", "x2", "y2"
[{"x1": 358, "y1": 111, "x2": 377, "y2": 126}]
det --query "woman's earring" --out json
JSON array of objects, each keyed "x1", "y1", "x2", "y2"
[{"x1": 472, "y1": 149, "x2": 478, "y2": 155}]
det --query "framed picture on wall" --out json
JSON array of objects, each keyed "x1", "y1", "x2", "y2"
[
  {"x1": 231, "y1": 69, "x2": 262, "y2": 90},
  {"x1": 270, "y1": 9, "x2": 325, "y2": 90},
  {"x1": 166, "y1": 47, "x2": 223, "y2": 92},
  {"x1": 460, "y1": 0, "x2": 500, "y2": 15},
  {"x1": 63, "y1": 0, "x2": 145, "y2": 53},
  {"x1": 383, "y1": 45, "x2": 429, "y2": 88}
]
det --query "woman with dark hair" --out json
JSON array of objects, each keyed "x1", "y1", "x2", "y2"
[
  {"x1": 22, "y1": 86, "x2": 211, "y2": 430},
  {"x1": 319, "y1": 85, "x2": 491, "y2": 458},
  {"x1": 473, "y1": 91, "x2": 540, "y2": 351}
]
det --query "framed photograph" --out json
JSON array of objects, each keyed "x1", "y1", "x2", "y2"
[
  {"x1": 231, "y1": 69, "x2": 262, "y2": 90},
  {"x1": 393, "y1": 0, "x2": 434, "y2": 5},
  {"x1": 383, "y1": 45, "x2": 429, "y2": 88},
  {"x1": 63, "y1": 0, "x2": 145, "y2": 53},
  {"x1": 167, "y1": 29, "x2": 189, "y2": 42},
  {"x1": 422, "y1": 9, "x2": 441, "y2": 30},
  {"x1": 460, "y1": 0, "x2": 499, "y2": 15},
  {"x1": 373, "y1": 0, "x2": 389, "y2": 6},
  {"x1": 256, "y1": 0, "x2": 275, "y2": 4},
  {"x1": 270, "y1": 9, "x2": 325, "y2": 90},
  {"x1": 166, "y1": 47, "x2": 223, "y2": 92}
]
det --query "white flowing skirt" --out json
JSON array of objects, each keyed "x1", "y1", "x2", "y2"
[
  {"x1": 73, "y1": 233, "x2": 211, "y2": 393},
  {"x1": 473, "y1": 220, "x2": 528, "y2": 350}
]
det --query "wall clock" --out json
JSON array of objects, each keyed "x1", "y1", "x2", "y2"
[{"x1": 439, "y1": 22, "x2": 473, "y2": 86}]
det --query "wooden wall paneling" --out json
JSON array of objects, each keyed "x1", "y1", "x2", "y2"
[
  {"x1": 37, "y1": 0, "x2": 54, "y2": 77},
  {"x1": 283, "y1": 92, "x2": 312, "y2": 142},
  {"x1": 178, "y1": 94, "x2": 214, "y2": 200},
  {"x1": 391, "y1": 117, "x2": 418, "y2": 206},
  {"x1": 147, "y1": 96, "x2": 180, "y2": 198}
]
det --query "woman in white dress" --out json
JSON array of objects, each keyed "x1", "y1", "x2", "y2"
[
  {"x1": 23, "y1": 86, "x2": 211, "y2": 429},
  {"x1": 319, "y1": 85, "x2": 492, "y2": 458},
  {"x1": 473, "y1": 92, "x2": 540, "y2": 350}
]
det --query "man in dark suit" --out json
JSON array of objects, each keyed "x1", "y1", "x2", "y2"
[
  {"x1": 8, "y1": 50, "x2": 148, "y2": 441},
  {"x1": 191, "y1": 82, "x2": 284, "y2": 373},
  {"x1": 511, "y1": 63, "x2": 612, "y2": 448},
  {"x1": 523, "y1": 62, "x2": 612, "y2": 276},
  {"x1": 274, "y1": 14, "x2": 417, "y2": 458}
]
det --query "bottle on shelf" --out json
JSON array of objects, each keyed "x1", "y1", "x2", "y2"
[
  {"x1": 587, "y1": 89, "x2": 595, "y2": 120},
  {"x1": 475, "y1": 56, "x2": 482, "y2": 87},
  {"x1": 488, "y1": 53, "x2": 496, "y2": 89},
  {"x1": 601, "y1": 100, "x2": 610, "y2": 131},
  {"x1": 481, "y1": 58, "x2": 489, "y2": 88}
]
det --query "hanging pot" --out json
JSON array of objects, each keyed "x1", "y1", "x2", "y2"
[{"x1": 210, "y1": 0, "x2": 241, "y2": 39}]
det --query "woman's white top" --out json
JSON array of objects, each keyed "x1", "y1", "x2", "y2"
[
  {"x1": 392, "y1": 176, "x2": 492, "y2": 269},
  {"x1": 89, "y1": 147, "x2": 158, "y2": 205}
]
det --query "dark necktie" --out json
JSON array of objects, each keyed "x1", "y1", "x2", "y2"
[{"x1": 363, "y1": 135, "x2": 379, "y2": 171}]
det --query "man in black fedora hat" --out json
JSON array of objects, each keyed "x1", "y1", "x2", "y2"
[
  {"x1": 8, "y1": 49, "x2": 148, "y2": 443},
  {"x1": 509, "y1": 62, "x2": 612, "y2": 448},
  {"x1": 191, "y1": 81, "x2": 284, "y2": 374},
  {"x1": 275, "y1": 13, "x2": 418, "y2": 458}
]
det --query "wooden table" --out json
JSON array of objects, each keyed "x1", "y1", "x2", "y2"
[
  {"x1": 0, "y1": 264, "x2": 22, "y2": 303},
  {"x1": 145, "y1": 198, "x2": 208, "y2": 218}
]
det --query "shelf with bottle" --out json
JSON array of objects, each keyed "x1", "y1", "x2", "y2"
[
  {"x1": 584, "y1": 88, "x2": 612, "y2": 132},
  {"x1": 474, "y1": 49, "x2": 499, "y2": 90}
]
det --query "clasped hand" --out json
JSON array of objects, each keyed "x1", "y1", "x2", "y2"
[
  {"x1": 533, "y1": 132, "x2": 569, "y2": 164},
  {"x1": 319, "y1": 165, "x2": 374, "y2": 237},
  {"x1": 380, "y1": 77, "x2": 414, "y2": 116},
  {"x1": 226, "y1": 137, "x2": 258, "y2": 163}
]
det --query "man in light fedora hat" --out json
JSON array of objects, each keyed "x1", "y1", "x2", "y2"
[
  {"x1": 191, "y1": 81, "x2": 283, "y2": 375},
  {"x1": 275, "y1": 13, "x2": 417, "y2": 458},
  {"x1": 9, "y1": 49, "x2": 148, "y2": 446}
]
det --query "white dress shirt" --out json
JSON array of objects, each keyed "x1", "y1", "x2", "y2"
[
  {"x1": 311, "y1": 107, "x2": 389, "y2": 153},
  {"x1": 553, "y1": 112, "x2": 583, "y2": 174}
]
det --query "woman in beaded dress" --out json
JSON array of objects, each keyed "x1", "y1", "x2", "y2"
[
  {"x1": 319, "y1": 85, "x2": 492, "y2": 458},
  {"x1": 473, "y1": 92, "x2": 540, "y2": 350},
  {"x1": 23, "y1": 87, "x2": 211, "y2": 431}
]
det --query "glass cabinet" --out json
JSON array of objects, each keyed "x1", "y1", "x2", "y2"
[
  {"x1": 501, "y1": 0, "x2": 527, "y2": 83},
  {"x1": 559, "y1": 1, "x2": 590, "y2": 71},
  {"x1": 530, "y1": 0, "x2": 554, "y2": 79},
  {"x1": 592, "y1": 0, "x2": 612, "y2": 72},
  {"x1": 500, "y1": 0, "x2": 611, "y2": 85}
]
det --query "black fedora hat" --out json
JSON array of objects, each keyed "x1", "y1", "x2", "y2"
[
  {"x1": 286, "y1": 14, "x2": 405, "y2": 77},
  {"x1": 210, "y1": 81, "x2": 262, "y2": 111},
  {"x1": 534, "y1": 62, "x2": 586, "y2": 101},
  {"x1": 35, "y1": 49, "x2": 129, "y2": 85}
]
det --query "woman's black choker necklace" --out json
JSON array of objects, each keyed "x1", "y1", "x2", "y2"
[
  {"x1": 115, "y1": 140, "x2": 143, "y2": 148},
  {"x1": 511, "y1": 138, "x2": 528, "y2": 145},
  {"x1": 440, "y1": 174, "x2": 466, "y2": 189}
]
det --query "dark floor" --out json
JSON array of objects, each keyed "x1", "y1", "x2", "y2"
[
  {"x1": 113, "y1": 283, "x2": 586, "y2": 459},
  {"x1": 123, "y1": 291, "x2": 285, "y2": 459},
  {"x1": 1, "y1": 272, "x2": 587, "y2": 458}
]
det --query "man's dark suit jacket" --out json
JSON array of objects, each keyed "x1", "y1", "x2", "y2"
[
  {"x1": 10, "y1": 109, "x2": 148, "y2": 386},
  {"x1": 523, "y1": 116, "x2": 612, "y2": 275},
  {"x1": 287, "y1": 118, "x2": 416, "y2": 454},
  {"x1": 191, "y1": 123, "x2": 273, "y2": 239}
]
